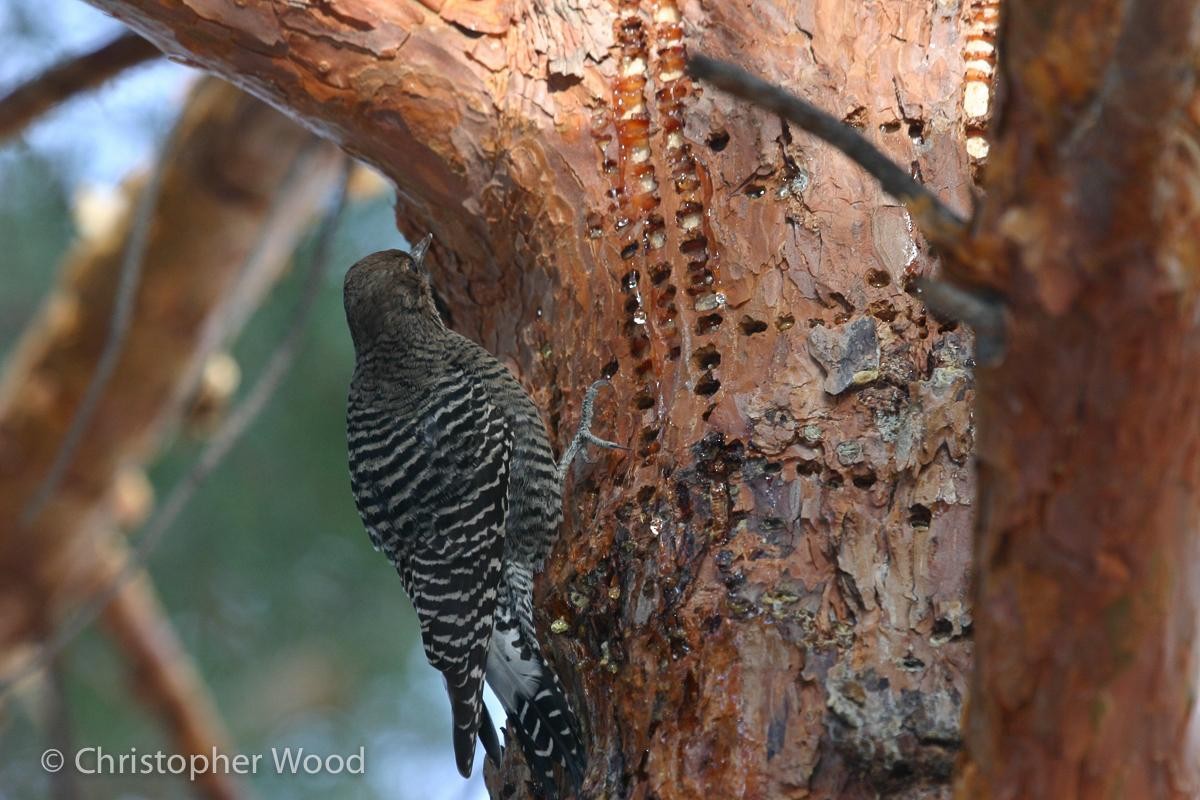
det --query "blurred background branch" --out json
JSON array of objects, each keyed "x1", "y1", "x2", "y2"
[
  {"x1": 100, "y1": 555, "x2": 245, "y2": 800},
  {"x1": 0, "y1": 68, "x2": 349, "y2": 798},
  {"x1": 19, "y1": 75, "x2": 178, "y2": 529},
  {"x1": 0, "y1": 31, "x2": 159, "y2": 142}
]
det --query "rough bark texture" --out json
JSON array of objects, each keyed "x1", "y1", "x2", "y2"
[
  {"x1": 0, "y1": 78, "x2": 341, "y2": 788},
  {"x1": 956, "y1": 2, "x2": 1200, "y2": 798},
  {"x1": 81, "y1": 3, "x2": 979, "y2": 797}
]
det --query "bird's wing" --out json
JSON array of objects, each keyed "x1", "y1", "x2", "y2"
[
  {"x1": 411, "y1": 378, "x2": 511, "y2": 778},
  {"x1": 349, "y1": 371, "x2": 511, "y2": 778}
]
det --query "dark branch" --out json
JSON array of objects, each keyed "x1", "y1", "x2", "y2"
[
  {"x1": 911, "y1": 277, "x2": 1006, "y2": 364},
  {"x1": 0, "y1": 33, "x2": 160, "y2": 141},
  {"x1": 686, "y1": 54, "x2": 968, "y2": 251}
]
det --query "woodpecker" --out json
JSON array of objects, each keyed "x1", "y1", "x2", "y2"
[{"x1": 343, "y1": 236, "x2": 619, "y2": 798}]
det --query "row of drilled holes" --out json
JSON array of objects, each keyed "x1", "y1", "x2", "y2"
[
  {"x1": 653, "y1": 4, "x2": 725, "y2": 407},
  {"x1": 611, "y1": 8, "x2": 661, "y2": 459}
]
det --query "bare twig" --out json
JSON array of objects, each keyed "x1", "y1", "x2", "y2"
[
  {"x1": 21, "y1": 117, "x2": 181, "y2": 527},
  {"x1": 0, "y1": 157, "x2": 353, "y2": 700},
  {"x1": 911, "y1": 276, "x2": 1006, "y2": 364},
  {"x1": 686, "y1": 54, "x2": 968, "y2": 251},
  {"x1": 0, "y1": 33, "x2": 160, "y2": 141}
]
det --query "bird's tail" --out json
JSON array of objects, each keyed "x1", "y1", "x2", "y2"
[
  {"x1": 444, "y1": 667, "x2": 487, "y2": 778},
  {"x1": 485, "y1": 607, "x2": 585, "y2": 798}
]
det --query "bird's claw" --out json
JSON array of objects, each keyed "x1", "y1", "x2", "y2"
[
  {"x1": 584, "y1": 432, "x2": 626, "y2": 451},
  {"x1": 557, "y1": 379, "x2": 624, "y2": 482}
]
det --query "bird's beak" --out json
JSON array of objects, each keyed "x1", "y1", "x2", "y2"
[{"x1": 411, "y1": 233, "x2": 434, "y2": 271}]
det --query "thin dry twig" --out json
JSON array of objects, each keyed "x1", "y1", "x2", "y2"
[
  {"x1": 0, "y1": 32, "x2": 160, "y2": 141},
  {"x1": 21, "y1": 117, "x2": 181, "y2": 527},
  {"x1": 0, "y1": 157, "x2": 353, "y2": 699},
  {"x1": 686, "y1": 54, "x2": 968, "y2": 251}
]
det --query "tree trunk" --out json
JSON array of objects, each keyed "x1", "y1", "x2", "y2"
[
  {"x1": 82, "y1": 3, "x2": 979, "y2": 797},
  {"x1": 957, "y1": 1, "x2": 1200, "y2": 797}
]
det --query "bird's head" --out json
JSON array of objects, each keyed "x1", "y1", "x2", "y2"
[{"x1": 343, "y1": 235, "x2": 440, "y2": 349}]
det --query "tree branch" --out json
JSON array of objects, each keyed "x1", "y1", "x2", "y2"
[
  {"x1": 100, "y1": 549, "x2": 245, "y2": 800},
  {"x1": 958, "y1": 1, "x2": 1200, "y2": 797},
  {"x1": 0, "y1": 32, "x2": 160, "y2": 141},
  {"x1": 21, "y1": 112, "x2": 179, "y2": 527}
]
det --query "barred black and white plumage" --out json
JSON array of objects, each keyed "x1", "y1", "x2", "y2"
[{"x1": 343, "y1": 237, "x2": 611, "y2": 798}]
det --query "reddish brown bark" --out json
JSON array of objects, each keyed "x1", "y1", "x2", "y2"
[
  {"x1": 956, "y1": 1, "x2": 1200, "y2": 797},
  {"x1": 76, "y1": 2, "x2": 979, "y2": 798}
]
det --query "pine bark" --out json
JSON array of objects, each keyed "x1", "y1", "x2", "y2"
[
  {"x1": 81, "y1": 3, "x2": 980, "y2": 797},
  {"x1": 957, "y1": 1, "x2": 1200, "y2": 797}
]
